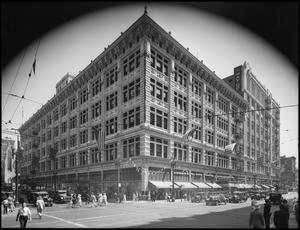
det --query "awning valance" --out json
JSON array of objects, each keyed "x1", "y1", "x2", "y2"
[
  {"x1": 252, "y1": 185, "x2": 262, "y2": 189},
  {"x1": 191, "y1": 182, "x2": 211, "y2": 189},
  {"x1": 149, "y1": 181, "x2": 179, "y2": 189},
  {"x1": 238, "y1": 183, "x2": 253, "y2": 189},
  {"x1": 174, "y1": 182, "x2": 198, "y2": 189},
  {"x1": 205, "y1": 182, "x2": 222, "y2": 188}
]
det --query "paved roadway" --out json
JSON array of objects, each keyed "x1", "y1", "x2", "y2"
[{"x1": 1, "y1": 192, "x2": 298, "y2": 228}]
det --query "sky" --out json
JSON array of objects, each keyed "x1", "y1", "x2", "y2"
[{"x1": 1, "y1": 2, "x2": 298, "y2": 166}]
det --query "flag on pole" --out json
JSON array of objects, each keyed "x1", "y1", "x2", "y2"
[
  {"x1": 94, "y1": 128, "x2": 105, "y2": 150},
  {"x1": 32, "y1": 58, "x2": 36, "y2": 75},
  {"x1": 224, "y1": 143, "x2": 237, "y2": 153},
  {"x1": 49, "y1": 147, "x2": 58, "y2": 160},
  {"x1": 181, "y1": 126, "x2": 197, "y2": 144}
]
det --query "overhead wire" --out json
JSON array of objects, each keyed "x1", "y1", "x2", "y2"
[{"x1": 1, "y1": 92, "x2": 44, "y2": 105}]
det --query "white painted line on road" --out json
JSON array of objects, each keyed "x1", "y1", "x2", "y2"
[
  {"x1": 75, "y1": 213, "x2": 126, "y2": 221},
  {"x1": 43, "y1": 213, "x2": 88, "y2": 228}
]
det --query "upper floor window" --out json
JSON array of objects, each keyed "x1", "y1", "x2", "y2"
[
  {"x1": 106, "y1": 117, "x2": 118, "y2": 135},
  {"x1": 80, "y1": 108, "x2": 89, "y2": 124},
  {"x1": 150, "y1": 78, "x2": 168, "y2": 103},
  {"x1": 174, "y1": 142, "x2": 187, "y2": 161},
  {"x1": 150, "y1": 49, "x2": 168, "y2": 75},
  {"x1": 123, "y1": 107, "x2": 140, "y2": 130},
  {"x1": 191, "y1": 147, "x2": 202, "y2": 164},
  {"x1": 123, "y1": 78, "x2": 140, "y2": 103},
  {"x1": 192, "y1": 79, "x2": 202, "y2": 96},
  {"x1": 206, "y1": 87, "x2": 214, "y2": 105},
  {"x1": 174, "y1": 65, "x2": 187, "y2": 87},
  {"x1": 191, "y1": 101, "x2": 202, "y2": 119},
  {"x1": 123, "y1": 49, "x2": 140, "y2": 76},
  {"x1": 92, "y1": 101, "x2": 101, "y2": 119},
  {"x1": 106, "y1": 65, "x2": 118, "y2": 88},
  {"x1": 123, "y1": 136, "x2": 140, "y2": 158},
  {"x1": 69, "y1": 96, "x2": 77, "y2": 112},
  {"x1": 106, "y1": 91, "x2": 118, "y2": 111},
  {"x1": 60, "y1": 103, "x2": 67, "y2": 117},
  {"x1": 217, "y1": 96, "x2": 228, "y2": 113},
  {"x1": 92, "y1": 78, "x2": 102, "y2": 97},
  {"x1": 174, "y1": 91, "x2": 187, "y2": 111},
  {"x1": 150, "y1": 136, "x2": 168, "y2": 158},
  {"x1": 80, "y1": 88, "x2": 89, "y2": 104},
  {"x1": 150, "y1": 107, "x2": 168, "y2": 130},
  {"x1": 53, "y1": 109, "x2": 59, "y2": 121}
]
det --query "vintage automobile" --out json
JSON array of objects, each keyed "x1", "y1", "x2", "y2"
[
  {"x1": 230, "y1": 191, "x2": 248, "y2": 203},
  {"x1": 249, "y1": 192, "x2": 263, "y2": 200},
  {"x1": 191, "y1": 192, "x2": 207, "y2": 203},
  {"x1": 218, "y1": 194, "x2": 229, "y2": 204},
  {"x1": 269, "y1": 192, "x2": 283, "y2": 205},
  {"x1": 205, "y1": 195, "x2": 227, "y2": 206},
  {"x1": 49, "y1": 190, "x2": 71, "y2": 203}
]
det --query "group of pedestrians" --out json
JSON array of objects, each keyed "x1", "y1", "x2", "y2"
[
  {"x1": 67, "y1": 193, "x2": 83, "y2": 208},
  {"x1": 90, "y1": 192, "x2": 108, "y2": 207},
  {"x1": 249, "y1": 197, "x2": 298, "y2": 229},
  {"x1": 2, "y1": 194, "x2": 15, "y2": 214}
]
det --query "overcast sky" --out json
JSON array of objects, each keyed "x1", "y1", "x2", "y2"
[{"x1": 2, "y1": 2, "x2": 298, "y2": 165}]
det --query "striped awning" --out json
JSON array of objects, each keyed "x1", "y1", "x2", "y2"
[
  {"x1": 205, "y1": 182, "x2": 222, "y2": 188},
  {"x1": 149, "y1": 181, "x2": 180, "y2": 189},
  {"x1": 191, "y1": 182, "x2": 211, "y2": 189},
  {"x1": 174, "y1": 182, "x2": 198, "y2": 189}
]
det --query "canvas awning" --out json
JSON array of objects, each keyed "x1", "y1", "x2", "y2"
[
  {"x1": 238, "y1": 183, "x2": 252, "y2": 189},
  {"x1": 252, "y1": 185, "x2": 262, "y2": 189},
  {"x1": 269, "y1": 185, "x2": 276, "y2": 188},
  {"x1": 220, "y1": 183, "x2": 239, "y2": 188},
  {"x1": 149, "y1": 181, "x2": 179, "y2": 189},
  {"x1": 191, "y1": 182, "x2": 211, "y2": 189},
  {"x1": 174, "y1": 182, "x2": 198, "y2": 189},
  {"x1": 261, "y1": 184, "x2": 270, "y2": 189},
  {"x1": 205, "y1": 182, "x2": 222, "y2": 188}
]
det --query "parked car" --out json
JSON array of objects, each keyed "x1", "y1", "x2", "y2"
[
  {"x1": 49, "y1": 190, "x2": 71, "y2": 203},
  {"x1": 206, "y1": 195, "x2": 223, "y2": 206},
  {"x1": 249, "y1": 192, "x2": 262, "y2": 200},
  {"x1": 269, "y1": 192, "x2": 283, "y2": 205},
  {"x1": 232, "y1": 191, "x2": 248, "y2": 202},
  {"x1": 43, "y1": 195, "x2": 54, "y2": 207},
  {"x1": 31, "y1": 191, "x2": 53, "y2": 207},
  {"x1": 218, "y1": 194, "x2": 229, "y2": 204},
  {"x1": 191, "y1": 192, "x2": 207, "y2": 203}
]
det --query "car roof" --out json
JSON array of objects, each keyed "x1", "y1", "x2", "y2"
[{"x1": 32, "y1": 191, "x2": 48, "y2": 195}]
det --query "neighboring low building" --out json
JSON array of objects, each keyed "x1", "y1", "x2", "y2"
[{"x1": 280, "y1": 155, "x2": 297, "y2": 189}]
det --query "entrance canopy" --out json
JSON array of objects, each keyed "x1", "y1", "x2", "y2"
[
  {"x1": 205, "y1": 182, "x2": 222, "y2": 189},
  {"x1": 175, "y1": 182, "x2": 198, "y2": 189},
  {"x1": 191, "y1": 182, "x2": 211, "y2": 189},
  {"x1": 149, "y1": 181, "x2": 180, "y2": 189}
]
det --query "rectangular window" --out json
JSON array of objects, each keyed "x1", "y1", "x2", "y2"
[
  {"x1": 54, "y1": 126, "x2": 59, "y2": 137},
  {"x1": 105, "y1": 65, "x2": 118, "y2": 88},
  {"x1": 123, "y1": 107, "x2": 140, "y2": 130},
  {"x1": 191, "y1": 101, "x2": 202, "y2": 118},
  {"x1": 150, "y1": 49, "x2": 168, "y2": 75},
  {"x1": 173, "y1": 117, "x2": 187, "y2": 135},
  {"x1": 123, "y1": 137, "x2": 140, "y2": 158},
  {"x1": 174, "y1": 65, "x2": 187, "y2": 87},
  {"x1": 123, "y1": 78, "x2": 140, "y2": 102},
  {"x1": 173, "y1": 142, "x2": 187, "y2": 161},
  {"x1": 206, "y1": 87, "x2": 214, "y2": 105},
  {"x1": 149, "y1": 136, "x2": 168, "y2": 158},
  {"x1": 70, "y1": 116, "x2": 77, "y2": 130},
  {"x1": 69, "y1": 97, "x2": 77, "y2": 112},
  {"x1": 80, "y1": 88, "x2": 89, "y2": 104},
  {"x1": 60, "y1": 103, "x2": 67, "y2": 117},
  {"x1": 174, "y1": 91, "x2": 187, "y2": 111},
  {"x1": 92, "y1": 78, "x2": 102, "y2": 96},
  {"x1": 106, "y1": 91, "x2": 118, "y2": 111},
  {"x1": 192, "y1": 79, "x2": 202, "y2": 96},
  {"x1": 92, "y1": 101, "x2": 101, "y2": 119},
  {"x1": 217, "y1": 135, "x2": 228, "y2": 148},
  {"x1": 106, "y1": 117, "x2": 118, "y2": 135},
  {"x1": 61, "y1": 121, "x2": 67, "y2": 134},
  {"x1": 217, "y1": 96, "x2": 228, "y2": 113},
  {"x1": 217, "y1": 154, "x2": 228, "y2": 168},
  {"x1": 150, "y1": 78, "x2": 168, "y2": 103},
  {"x1": 205, "y1": 130, "x2": 214, "y2": 145},
  {"x1": 105, "y1": 142, "x2": 117, "y2": 161},
  {"x1": 79, "y1": 150, "x2": 88, "y2": 166},
  {"x1": 80, "y1": 108, "x2": 89, "y2": 124},
  {"x1": 217, "y1": 117, "x2": 228, "y2": 131},
  {"x1": 191, "y1": 147, "x2": 202, "y2": 164},
  {"x1": 69, "y1": 153, "x2": 76, "y2": 168},
  {"x1": 53, "y1": 109, "x2": 59, "y2": 121},
  {"x1": 47, "y1": 114, "x2": 52, "y2": 126},
  {"x1": 205, "y1": 109, "x2": 214, "y2": 125},
  {"x1": 150, "y1": 107, "x2": 168, "y2": 130},
  {"x1": 123, "y1": 49, "x2": 140, "y2": 76},
  {"x1": 205, "y1": 151, "x2": 214, "y2": 166},
  {"x1": 60, "y1": 156, "x2": 66, "y2": 169},
  {"x1": 47, "y1": 130, "x2": 52, "y2": 140},
  {"x1": 80, "y1": 130, "x2": 88, "y2": 144},
  {"x1": 91, "y1": 147, "x2": 101, "y2": 164},
  {"x1": 61, "y1": 138, "x2": 67, "y2": 150},
  {"x1": 70, "y1": 134, "x2": 77, "y2": 148}
]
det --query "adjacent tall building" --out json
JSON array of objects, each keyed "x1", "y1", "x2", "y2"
[
  {"x1": 18, "y1": 10, "x2": 280, "y2": 198},
  {"x1": 1, "y1": 137, "x2": 16, "y2": 190}
]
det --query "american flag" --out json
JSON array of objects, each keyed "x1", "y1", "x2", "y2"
[
  {"x1": 94, "y1": 128, "x2": 105, "y2": 150},
  {"x1": 224, "y1": 143, "x2": 237, "y2": 154},
  {"x1": 181, "y1": 126, "x2": 197, "y2": 145}
]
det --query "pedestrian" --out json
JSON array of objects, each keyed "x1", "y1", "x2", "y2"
[
  {"x1": 16, "y1": 202, "x2": 32, "y2": 228},
  {"x1": 132, "y1": 192, "x2": 136, "y2": 202},
  {"x1": 136, "y1": 192, "x2": 140, "y2": 202},
  {"x1": 249, "y1": 204, "x2": 264, "y2": 229},
  {"x1": 292, "y1": 197, "x2": 298, "y2": 213},
  {"x1": 85, "y1": 193, "x2": 90, "y2": 205},
  {"x1": 103, "y1": 193, "x2": 107, "y2": 206},
  {"x1": 67, "y1": 194, "x2": 73, "y2": 208},
  {"x1": 2, "y1": 197, "x2": 9, "y2": 214},
  {"x1": 123, "y1": 193, "x2": 127, "y2": 203},
  {"x1": 77, "y1": 194, "x2": 82, "y2": 208},
  {"x1": 148, "y1": 191, "x2": 151, "y2": 202},
  {"x1": 7, "y1": 195, "x2": 14, "y2": 212},
  {"x1": 251, "y1": 198, "x2": 258, "y2": 210},
  {"x1": 273, "y1": 204, "x2": 289, "y2": 229},
  {"x1": 282, "y1": 199, "x2": 291, "y2": 221},
  {"x1": 91, "y1": 193, "x2": 98, "y2": 207},
  {"x1": 295, "y1": 201, "x2": 299, "y2": 228},
  {"x1": 72, "y1": 194, "x2": 77, "y2": 208},
  {"x1": 263, "y1": 199, "x2": 272, "y2": 229},
  {"x1": 36, "y1": 196, "x2": 45, "y2": 219},
  {"x1": 98, "y1": 193, "x2": 103, "y2": 206}
]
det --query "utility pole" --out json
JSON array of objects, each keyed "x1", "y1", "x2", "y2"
[
  {"x1": 170, "y1": 158, "x2": 176, "y2": 202},
  {"x1": 115, "y1": 160, "x2": 121, "y2": 202}
]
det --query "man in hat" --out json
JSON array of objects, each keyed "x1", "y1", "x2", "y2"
[
  {"x1": 273, "y1": 204, "x2": 289, "y2": 228},
  {"x1": 249, "y1": 203, "x2": 265, "y2": 228},
  {"x1": 36, "y1": 196, "x2": 45, "y2": 219},
  {"x1": 263, "y1": 199, "x2": 272, "y2": 229}
]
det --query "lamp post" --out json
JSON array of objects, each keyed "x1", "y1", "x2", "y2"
[
  {"x1": 115, "y1": 160, "x2": 121, "y2": 202},
  {"x1": 253, "y1": 173, "x2": 257, "y2": 189},
  {"x1": 170, "y1": 158, "x2": 176, "y2": 202}
]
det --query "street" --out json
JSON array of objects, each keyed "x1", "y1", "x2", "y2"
[{"x1": 1, "y1": 192, "x2": 298, "y2": 228}]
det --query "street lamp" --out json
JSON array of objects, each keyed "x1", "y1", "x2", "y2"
[
  {"x1": 115, "y1": 160, "x2": 121, "y2": 202},
  {"x1": 170, "y1": 157, "x2": 176, "y2": 202}
]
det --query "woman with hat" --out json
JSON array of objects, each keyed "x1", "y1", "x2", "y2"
[
  {"x1": 36, "y1": 196, "x2": 45, "y2": 219},
  {"x1": 249, "y1": 203, "x2": 265, "y2": 228}
]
